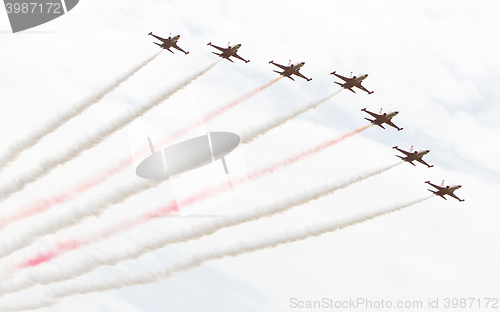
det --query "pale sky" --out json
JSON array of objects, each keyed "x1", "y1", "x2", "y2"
[{"x1": 0, "y1": 1, "x2": 499, "y2": 311}]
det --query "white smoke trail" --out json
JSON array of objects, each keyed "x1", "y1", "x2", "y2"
[
  {"x1": 0, "y1": 194, "x2": 430, "y2": 311},
  {"x1": 0, "y1": 162, "x2": 399, "y2": 297},
  {"x1": 0, "y1": 124, "x2": 374, "y2": 296},
  {"x1": 240, "y1": 89, "x2": 342, "y2": 144},
  {"x1": 0, "y1": 61, "x2": 218, "y2": 203},
  {"x1": 0, "y1": 52, "x2": 161, "y2": 175},
  {"x1": 0, "y1": 179, "x2": 162, "y2": 260}
]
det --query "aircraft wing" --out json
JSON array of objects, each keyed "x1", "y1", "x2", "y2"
[
  {"x1": 427, "y1": 181, "x2": 444, "y2": 191},
  {"x1": 233, "y1": 52, "x2": 249, "y2": 63},
  {"x1": 151, "y1": 34, "x2": 167, "y2": 42},
  {"x1": 210, "y1": 44, "x2": 228, "y2": 52},
  {"x1": 449, "y1": 193, "x2": 464, "y2": 201},
  {"x1": 417, "y1": 158, "x2": 432, "y2": 167},
  {"x1": 363, "y1": 110, "x2": 381, "y2": 119},
  {"x1": 385, "y1": 120, "x2": 401, "y2": 130},
  {"x1": 332, "y1": 72, "x2": 352, "y2": 82},
  {"x1": 293, "y1": 71, "x2": 311, "y2": 81},
  {"x1": 355, "y1": 83, "x2": 371, "y2": 94},
  {"x1": 271, "y1": 62, "x2": 290, "y2": 71},
  {"x1": 394, "y1": 147, "x2": 411, "y2": 156},
  {"x1": 172, "y1": 43, "x2": 188, "y2": 54}
]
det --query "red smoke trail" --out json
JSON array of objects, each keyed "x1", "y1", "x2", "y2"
[
  {"x1": 20, "y1": 124, "x2": 370, "y2": 268},
  {"x1": 246, "y1": 125, "x2": 372, "y2": 180},
  {"x1": 0, "y1": 158, "x2": 132, "y2": 231},
  {"x1": 1, "y1": 79, "x2": 280, "y2": 231},
  {"x1": 155, "y1": 77, "x2": 282, "y2": 150}
]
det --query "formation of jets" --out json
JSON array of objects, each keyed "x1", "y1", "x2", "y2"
[{"x1": 147, "y1": 31, "x2": 464, "y2": 202}]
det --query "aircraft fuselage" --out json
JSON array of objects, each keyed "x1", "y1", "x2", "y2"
[
  {"x1": 354, "y1": 74, "x2": 368, "y2": 83},
  {"x1": 342, "y1": 74, "x2": 367, "y2": 88},
  {"x1": 393, "y1": 146, "x2": 432, "y2": 167},
  {"x1": 160, "y1": 36, "x2": 179, "y2": 49},
  {"x1": 220, "y1": 44, "x2": 241, "y2": 58},
  {"x1": 415, "y1": 150, "x2": 430, "y2": 158},
  {"x1": 433, "y1": 185, "x2": 461, "y2": 197},
  {"x1": 229, "y1": 44, "x2": 241, "y2": 53},
  {"x1": 406, "y1": 150, "x2": 429, "y2": 161},
  {"x1": 282, "y1": 63, "x2": 304, "y2": 77},
  {"x1": 373, "y1": 112, "x2": 398, "y2": 124}
]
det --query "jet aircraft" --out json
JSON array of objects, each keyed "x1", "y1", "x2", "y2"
[
  {"x1": 330, "y1": 71, "x2": 373, "y2": 94},
  {"x1": 207, "y1": 42, "x2": 249, "y2": 63},
  {"x1": 361, "y1": 108, "x2": 403, "y2": 131},
  {"x1": 269, "y1": 60, "x2": 312, "y2": 81},
  {"x1": 393, "y1": 146, "x2": 434, "y2": 167},
  {"x1": 148, "y1": 32, "x2": 189, "y2": 55},
  {"x1": 425, "y1": 180, "x2": 464, "y2": 201}
]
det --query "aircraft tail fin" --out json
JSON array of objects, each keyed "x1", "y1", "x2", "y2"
[
  {"x1": 348, "y1": 88, "x2": 356, "y2": 93},
  {"x1": 364, "y1": 118, "x2": 374, "y2": 123},
  {"x1": 334, "y1": 81, "x2": 345, "y2": 87},
  {"x1": 273, "y1": 70, "x2": 284, "y2": 75},
  {"x1": 227, "y1": 57, "x2": 234, "y2": 63},
  {"x1": 212, "y1": 52, "x2": 222, "y2": 56},
  {"x1": 287, "y1": 76, "x2": 295, "y2": 81},
  {"x1": 395, "y1": 155, "x2": 405, "y2": 160},
  {"x1": 153, "y1": 42, "x2": 162, "y2": 48},
  {"x1": 409, "y1": 161, "x2": 416, "y2": 166}
]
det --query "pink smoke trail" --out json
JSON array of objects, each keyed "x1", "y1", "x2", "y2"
[
  {"x1": 20, "y1": 124, "x2": 371, "y2": 268},
  {"x1": 1, "y1": 77, "x2": 281, "y2": 230},
  {"x1": 0, "y1": 157, "x2": 132, "y2": 231}
]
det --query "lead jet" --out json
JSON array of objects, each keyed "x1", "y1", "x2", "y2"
[
  {"x1": 269, "y1": 60, "x2": 312, "y2": 81},
  {"x1": 207, "y1": 42, "x2": 249, "y2": 63},
  {"x1": 425, "y1": 180, "x2": 464, "y2": 202},
  {"x1": 361, "y1": 108, "x2": 403, "y2": 131},
  {"x1": 330, "y1": 71, "x2": 373, "y2": 94},
  {"x1": 393, "y1": 146, "x2": 434, "y2": 168},
  {"x1": 148, "y1": 32, "x2": 189, "y2": 55}
]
